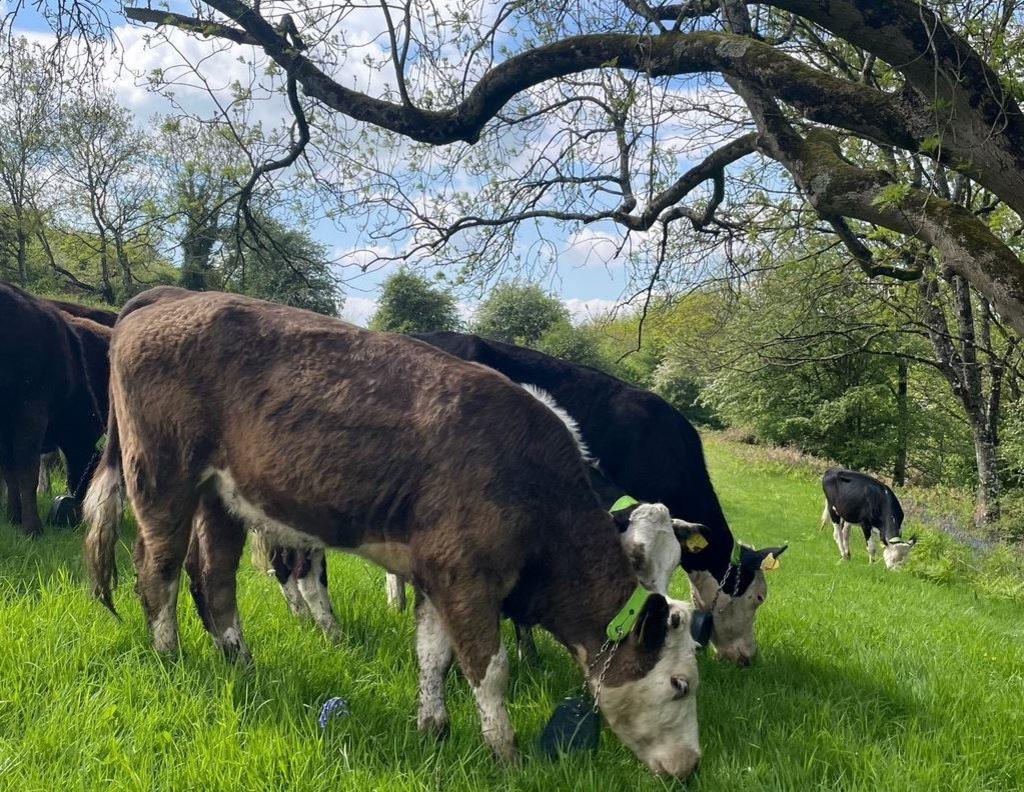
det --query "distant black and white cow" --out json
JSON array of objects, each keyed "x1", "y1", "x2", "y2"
[{"x1": 821, "y1": 468, "x2": 916, "y2": 570}]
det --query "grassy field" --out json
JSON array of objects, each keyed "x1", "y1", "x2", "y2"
[{"x1": 0, "y1": 436, "x2": 1021, "y2": 791}]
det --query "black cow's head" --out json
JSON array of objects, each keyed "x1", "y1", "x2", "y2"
[{"x1": 687, "y1": 543, "x2": 787, "y2": 666}]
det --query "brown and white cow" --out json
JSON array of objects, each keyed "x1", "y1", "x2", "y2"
[
  {"x1": 84, "y1": 290, "x2": 701, "y2": 778},
  {"x1": 253, "y1": 382, "x2": 700, "y2": 648}
]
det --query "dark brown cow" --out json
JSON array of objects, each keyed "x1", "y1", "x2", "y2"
[
  {"x1": 0, "y1": 283, "x2": 110, "y2": 535},
  {"x1": 83, "y1": 290, "x2": 701, "y2": 777},
  {"x1": 43, "y1": 298, "x2": 117, "y2": 327}
]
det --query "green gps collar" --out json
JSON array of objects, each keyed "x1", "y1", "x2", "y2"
[
  {"x1": 606, "y1": 585, "x2": 650, "y2": 642},
  {"x1": 609, "y1": 494, "x2": 640, "y2": 513}
]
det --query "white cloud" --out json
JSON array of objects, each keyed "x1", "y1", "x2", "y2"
[
  {"x1": 341, "y1": 296, "x2": 378, "y2": 327},
  {"x1": 563, "y1": 297, "x2": 620, "y2": 323}
]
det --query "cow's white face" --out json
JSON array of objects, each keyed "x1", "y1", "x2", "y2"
[
  {"x1": 687, "y1": 569, "x2": 765, "y2": 666},
  {"x1": 620, "y1": 503, "x2": 681, "y2": 593},
  {"x1": 596, "y1": 598, "x2": 701, "y2": 779},
  {"x1": 883, "y1": 539, "x2": 915, "y2": 569}
]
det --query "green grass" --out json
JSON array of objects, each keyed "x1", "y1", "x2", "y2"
[{"x1": 0, "y1": 436, "x2": 1022, "y2": 791}]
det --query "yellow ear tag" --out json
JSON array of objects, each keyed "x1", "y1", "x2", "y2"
[
  {"x1": 685, "y1": 534, "x2": 709, "y2": 552},
  {"x1": 760, "y1": 553, "x2": 780, "y2": 572}
]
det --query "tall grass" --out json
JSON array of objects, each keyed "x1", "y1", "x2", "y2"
[{"x1": 0, "y1": 436, "x2": 1020, "y2": 791}]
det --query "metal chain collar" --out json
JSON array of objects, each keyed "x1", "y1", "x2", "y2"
[{"x1": 585, "y1": 639, "x2": 619, "y2": 713}]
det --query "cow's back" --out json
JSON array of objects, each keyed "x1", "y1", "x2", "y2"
[
  {"x1": 114, "y1": 294, "x2": 601, "y2": 555},
  {"x1": 0, "y1": 283, "x2": 79, "y2": 412},
  {"x1": 414, "y1": 332, "x2": 729, "y2": 530}
]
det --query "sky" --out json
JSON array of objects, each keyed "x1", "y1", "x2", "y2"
[{"x1": 10, "y1": 2, "x2": 708, "y2": 327}]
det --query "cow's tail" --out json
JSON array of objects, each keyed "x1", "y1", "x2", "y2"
[
  {"x1": 83, "y1": 395, "x2": 124, "y2": 617},
  {"x1": 819, "y1": 501, "x2": 832, "y2": 530},
  {"x1": 249, "y1": 526, "x2": 275, "y2": 574}
]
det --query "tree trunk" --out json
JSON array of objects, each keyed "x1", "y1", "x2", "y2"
[
  {"x1": 179, "y1": 213, "x2": 219, "y2": 291},
  {"x1": 16, "y1": 228, "x2": 27, "y2": 284},
  {"x1": 893, "y1": 358, "x2": 908, "y2": 486},
  {"x1": 970, "y1": 418, "x2": 1001, "y2": 526},
  {"x1": 97, "y1": 232, "x2": 114, "y2": 303},
  {"x1": 113, "y1": 231, "x2": 133, "y2": 296}
]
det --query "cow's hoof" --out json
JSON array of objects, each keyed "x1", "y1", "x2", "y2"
[
  {"x1": 491, "y1": 742, "x2": 520, "y2": 766},
  {"x1": 320, "y1": 624, "x2": 345, "y2": 645},
  {"x1": 418, "y1": 714, "x2": 450, "y2": 740}
]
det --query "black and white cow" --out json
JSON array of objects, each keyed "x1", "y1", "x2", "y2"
[
  {"x1": 412, "y1": 332, "x2": 787, "y2": 665},
  {"x1": 821, "y1": 467, "x2": 916, "y2": 570}
]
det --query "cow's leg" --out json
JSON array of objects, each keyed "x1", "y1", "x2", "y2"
[
  {"x1": 415, "y1": 590, "x2": 453, "y2": 738},
  {"x1": 63, "y1": 441, "x2": 99, "y2": 502},
  {"x1": 190, "y1": 494, "x2": 250, "y2": 662},
  {"x1": 2, "y1": 462, "x2": 19, "y2": 524},
  {"x1": 866, "y1": 527, "x2": 882, "y2": 564},
  {"x1": 268, "y1": 546, "x2": 309, "y2": 619},
  {"x1": 430, "y1": 584, "x2": 516, "y2": 762},
  {"x1": 295, "y1": 549, "x2": 342, "y2": 641},
  {"x1": 13, "y1": 455, "x2": 43, "y2": 537},
  {"x1": 8, "y1": 407, "x2": 46, "y2": 537},
  {"x1": 37, "y1": 452, "x2": 54, "y2": 495},
  {"x1": 832, "y1": 520, "x2": 850, "y2": 561},
  {"x1": 513, "y1": 622, "x2": 538, "y2": 662},
  {"x1": 385, "y1": 573, "x2": 407, "y2": 610},
  {"x1": 132, "y1": 496, "x2": 196, "y2": 654}
]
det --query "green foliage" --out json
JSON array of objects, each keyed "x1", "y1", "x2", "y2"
[
  {"x1": 534, "y1": 320, "x2": 611, "y2": 371},
  {"x1": 217, "y1": 216, "x2": 341, "y2": 316},
  {"x1": 369, "y1": 269, "x2": 460, "y2": 332},
  {"x1": 473, "y1": 283, "x2": 568, "y2": 345}
]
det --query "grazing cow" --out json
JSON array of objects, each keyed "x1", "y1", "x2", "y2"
[
  {"x1": 252, "y1": 382, "x2": 704, "y2": 652},
  {"x1": 83, "y1": 290, "x2": 702, "y2": 778},
  {"x1": 410, "y1": 332, "x2": 786, "y2": 666},
  {"x1": 821, "y1": 468, "x2": 916, "y2": 570},
  {"x1": 0, "y1": 283, "x2": 110, "y2": 535}
]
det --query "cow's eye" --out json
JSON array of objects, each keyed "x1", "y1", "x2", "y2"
[{"x1": 670, "y1": 676, "x2": 689, "y2": 699}]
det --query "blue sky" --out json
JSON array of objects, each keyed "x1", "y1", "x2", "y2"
[{"x1": 12, "y1": 3, "x2": 696, "y2": 326}]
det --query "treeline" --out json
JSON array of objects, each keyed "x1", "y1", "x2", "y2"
[
  {"x1": 372, "y1": 254, "x2": 1024, "y2": 540},
  {"x1": 0, "y1": 38, "x2": 340, "y2": 316}
]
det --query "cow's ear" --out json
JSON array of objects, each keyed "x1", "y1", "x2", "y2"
[
  {"x1": 672, "y1": 519, "x2": 710, "y2": 552},
  {"x1": 739, "y1": 545, "x2": 788, "y2": 571},
  {"x1": 633, "y1": 593, "x2": 669, "y2": 652}
]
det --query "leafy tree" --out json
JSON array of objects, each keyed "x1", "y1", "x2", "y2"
[
  {"x1": 473, "y1": 284, "x2": 568, "y2": 346},
  {"x1": 369, "y1": 270, "x2": 460, "y2": 333},
  {"x1": 216, "y1": 216, "x2": 341, "y2": 316},
  {"x1": 535, "y1": 321, "x2": 611, "y2": 371}
]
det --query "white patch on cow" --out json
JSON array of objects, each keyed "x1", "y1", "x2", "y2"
[
  {"x1": 883, "y1": 540, "x2": 914, "y2": 570},
  {"x1": 205, "y1": 468, "x2": 325, "y2": 550},
  {"x1": 353, "y1": 541, "x2": 413, "y2": 577},
  {"x1": 151, "y1": 577, "x2": 180, "y2": 653},
  {"x1": 280, "y1": 576, "x2": 309, "y2": 618},
  {"x1": 519, "y1": 383, "x2": 594, "y2": 464},
  {"x1": 595, "y1": 598, "x2": 701, "y2": 779},
  {"x1": 620, "y1": 503, "x2": 681, "y2": 593},
  {"x1": 867, "y1": 528, "x2": 883, "y2": 563},
  {"x1": 385, "y1": 573, "x2": 408, "y2": 610},
  {"x1": 213, "y1": 616, "x2": 251, "y2": 662},
  {"x1": 687, "y1": 569, "x2": 763, "y2": 666},
  {"x1": 296, "y1": 549, "x2": 341, "y2": 639},
  {"x1": 471, "y1": 645, "x2": 516, "y2": 762},
  {"x1": 416, "y1": 596, "x2": 453, "y2": 736}
]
